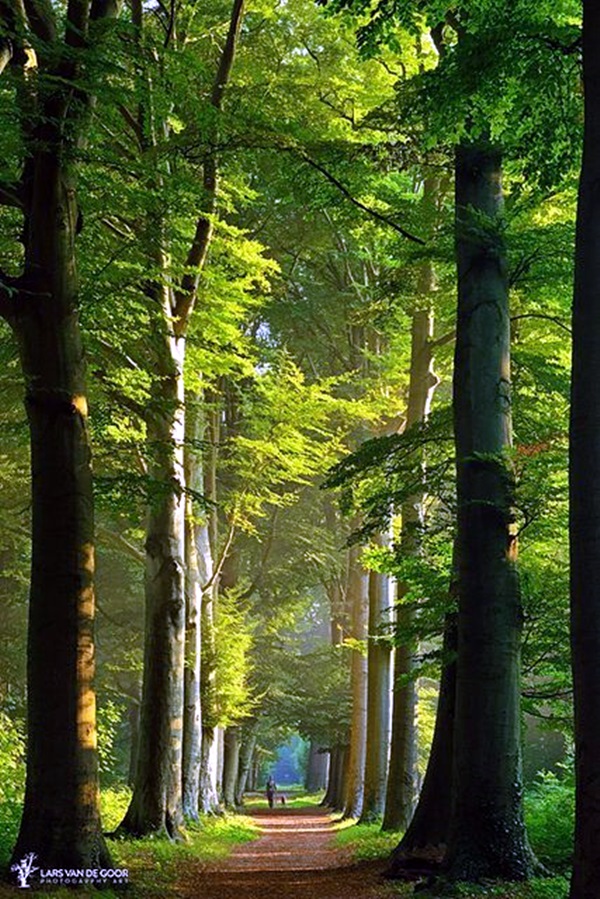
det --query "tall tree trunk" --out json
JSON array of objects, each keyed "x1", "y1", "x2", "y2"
[
  {"x1": 360, "y1": 538, "x2": 392, "y2": 823},
  {"x1": 235, "y1": 720, "x2": 258, "y2": 806},
  {"x1": 444, "y1": 141, "x2": 534, "y2": 881},
  {"x1": 306, "y1": 742, "x2": 329, "y2": 793},
  {"x1": 199, "y1": 586, "x2": 221, "y2": 814},
  {"x1": 5, "y1": 0, "x2": 122, "y2": 872},
  {"x1": 182, "y1": 479, "x2": 202, "y2": 818},
  {"x1": 128, "y1": 701, "x2": 140, "y2": 788},
  {"x1": 10, "y1": 153, "x2": 110, "y2": 870},
  {"x1": 387, "y1": 612, "x2": 457, "y2": 873},
  {"x1": 198, "y1": 400, "x2": 221, "y2": 814},
  {"x1": 182, "y1": 399, "x2": 212, "y2": 819},
  {"x1": 120, "y1": 338, "x2": 186, "y2": 837},
  {"x1": 383, "y1": 186, "x2": 440, "y2": 833},
  {"x1": 343, "y1": 545, "x2": 369, "y2": 819},
  {"x1": 382, "y1": 618, "x2": 419, "y2": 832},
  {"x1": 334, "y1": 746, "x2": 349, "y2": 812},
  {"x1": 570, "y1": 5, "x2": 600, "y2": 896},
  {"x1": 324, "y1": 745, "x2": 347, "y2": 811},
  {"x1": 121, "y1": 0, "x2": 245, "y2": 832},
  {"x1": 222, "y1": 727, "x2": 241, "y2": 808}
]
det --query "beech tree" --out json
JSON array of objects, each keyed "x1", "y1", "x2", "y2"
[{"x1": 0, "y1": 0, "x2": 122, "y2": 871}]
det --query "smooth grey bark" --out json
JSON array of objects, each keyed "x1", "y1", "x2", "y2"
[
  {"x1": 444, "y1": 141, "x2": 534, "y2": 881},
  {"x1": 198, "y1": 585, "x2": 220, "y2": 814},
  {"x1": 306, "y1": 742, "x2": 329, "y2": 793},
  {"x1": 7, "y1": 0, "x2": 121, "y2": 872},
  {"x1": 360, "y1": 537, "x2": 392, "y2": 823},
  {"x1": 182, "y1": 454, "x2": 202, "y2": 819},
  {"x1": 121, "y1": 339, "x2": 187, "y2": 837},
  {"x1": 570, "y1": 5, "x2": 600, "y2": 897},
  {"x1": 198, "y1": 402, "x2": 221, "y2": 815},
  {"x1": 343, "y1": 545, "x2": 369, "y2": 819}
]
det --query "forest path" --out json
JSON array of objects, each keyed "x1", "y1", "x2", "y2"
[{"x1": 178, "y1": 806, "x2": 406, "y2": 899}]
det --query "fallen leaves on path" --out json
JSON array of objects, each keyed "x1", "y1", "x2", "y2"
[{"x1": 177, "y1": 806, "x2": 408, "y2": 899}]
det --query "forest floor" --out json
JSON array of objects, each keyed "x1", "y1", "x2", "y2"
[{"x1": 176, "y1": 805, "x2": 406, "y2": 899}]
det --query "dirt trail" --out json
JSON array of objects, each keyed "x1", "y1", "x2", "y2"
[{"x1": 179, "y1": 806, "x2": 406, "y2": 899}]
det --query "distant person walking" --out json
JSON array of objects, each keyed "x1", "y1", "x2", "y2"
[{"x1": 266, "y1": 776, "x2": 277, "y2": 808}]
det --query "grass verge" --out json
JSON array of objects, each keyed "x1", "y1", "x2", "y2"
[{"x1": 0, "y1": 786, "x2": 259, "y2": 899}]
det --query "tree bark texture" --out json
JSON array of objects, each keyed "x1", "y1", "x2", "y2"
[
  {"x1": 306, "y1": 742, "x2": 329, "y2": 793},
  {"x1": 343, "y1": 545, "x2": 369, "y2": 819},
  {"x1": 383, "y1": 187, "x2": 439, "y2": 834},
  {"x1": 444, "y1": 141, "x2": 534, "y2": 881},
  {"x1": 6, "y1": 0, "x2": 122, "y2": 872},
  {"x1": 570, "y1": 5, "x2": 600, "y2": 897},
  {"x1": 360, "y1": 539, "x2": 392, "y2": 823},
  {"x1": 120, "y1": 338, "x2": 186, "y2": 837}
]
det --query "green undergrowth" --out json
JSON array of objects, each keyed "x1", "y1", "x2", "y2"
[
  {"x1": 524, "y1": 770, "x2": 574, "y2": 870},
  {"x1": 334, "y1": 821, "x2": 402, "y2": 861},
  {"x1": 414, "y1": 878, "x2": 569, "y2": 899},
  {"x1": 103, "y1": 785, "x2": 259, "y2": 897},
  {"x1": 0, "y1": 785, "x2": 259, "y2": 898}
]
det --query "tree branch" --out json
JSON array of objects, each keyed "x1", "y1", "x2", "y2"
[
  {"x1": 97, "y1": 524, "x2": 145, "y2": 565},
  {"x1": 203, "y1": 519, "x2": 236, "y2": 591},
  {"x1": 172, "y1": 0, "x2": 246, "y2": 335},
  {"x1": 429, "y1": 329, "x2": 455, "y2": 348},
  {"x1": 510, "y1": 312, "x2": 572, "y2": 335},
  {"x1": 211, "y1": 0, "x2": 245, "y2": 110},
  {"x1": 297, "y1": 152, "x2": 426, "y2": 245}
]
